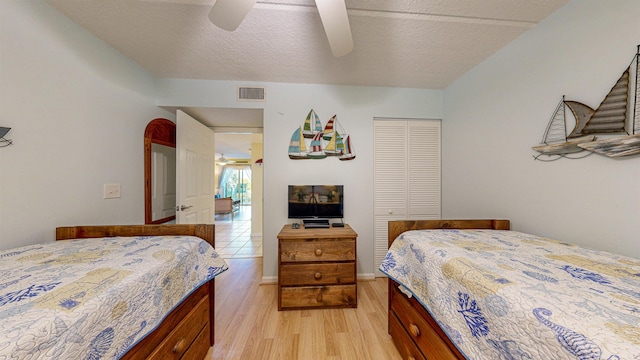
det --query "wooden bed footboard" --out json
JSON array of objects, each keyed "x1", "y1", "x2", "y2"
[
  {"x1": 55, "y1": 224, "x2": 216, "y2": 360},
  {"x1": 386, "y1": 219, "x2": 510, "y2": 360}
]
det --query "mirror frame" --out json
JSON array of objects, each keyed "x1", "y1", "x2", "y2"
[{"x1": 144, "y1": 118, "x2": 177, "y2": 224}]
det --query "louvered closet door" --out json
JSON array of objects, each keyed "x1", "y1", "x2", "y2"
[
  {"x1": 373, "y1": 119, "x2": 441, "y2": 276},
  {"x1": 374, "y1": 121, "x2": 408, "y2": 218},
  {"x1": 407, "y1": 121, "x2": 441, "y2": 218},
  {"x1": 374, "y1": 120, "x2": 408, "y2": 275}
]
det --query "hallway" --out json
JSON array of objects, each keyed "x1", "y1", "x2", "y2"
[{"x1": 214, "y1": 205, "x2": 262, "y2": 258}]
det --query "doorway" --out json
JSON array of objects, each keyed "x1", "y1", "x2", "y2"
[
  {"x1": 160, "y1": 106, "x2": 264, "y2": 258},
  {"x1": 214, "y1": 132, "x2": 263, "y2": 259}
]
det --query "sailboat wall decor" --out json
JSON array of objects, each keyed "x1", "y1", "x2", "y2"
[
  {"x1": 302, "y1": 109, "x2": 323, "y2": 139},
  {"x1": 533, "y1": 45, "x2": 640, "y2": 160},
  {"x1": 288, "y1": 127, "x2": 309, "y2": 159},
  {"x1": 287, "y1": 110, "x2": 356, "y2": 161}
]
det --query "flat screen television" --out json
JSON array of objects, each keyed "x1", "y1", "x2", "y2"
[{"x1": 288, "y1": 185, "x2": 343, "y2": 219}]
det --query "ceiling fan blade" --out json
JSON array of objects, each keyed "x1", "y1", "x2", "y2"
[
  {"x1": 209, "y1": 0, "x2": 258, "y2": 31},
  {"x1": 315, "y1": 0, "x2": 353, "y2": 57}
]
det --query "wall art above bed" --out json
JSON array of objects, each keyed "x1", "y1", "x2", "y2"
[
  {"x1": 288, "y1": 109, "x2": 355, "y2": 161},
  {"x1": 532, "y1": 45, "x2": 640, "y2": 161}
]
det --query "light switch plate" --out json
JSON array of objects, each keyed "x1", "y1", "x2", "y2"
[{"x1": 104, "y1": 183, "x2": 121, "y2": 199}]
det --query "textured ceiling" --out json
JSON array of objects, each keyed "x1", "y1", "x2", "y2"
[
  {"x1": 45, "y1": 0, "x2": 569, "y2": 89},
  {"x1": 44, "y1": 0, "x2": 569, "y2": 158}
]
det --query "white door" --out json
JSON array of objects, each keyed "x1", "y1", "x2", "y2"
[{"x1": 176, "y1": 110, "x2": 215, "y2": 224}]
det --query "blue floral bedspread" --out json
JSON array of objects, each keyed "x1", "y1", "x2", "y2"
[
  {"x1": 380, "y1": 229, "x2": 640, "y2": 359},
  {"x1": 0, "y1": 235, "x2": 228, "y2": 359}
]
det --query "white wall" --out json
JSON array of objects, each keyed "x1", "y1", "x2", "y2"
[
  {"x1": 250, "y1": 135, "x2": 264, "y2": 238},
  {"x1": 156, "y1": 79, "x2": 443, "y2": 280},
  {"x1": 0, "y1": 1, "x2": 172, "y2": 250},
  {"x1": 443, "y1": 0, "x2": 640, "y2": 258}
]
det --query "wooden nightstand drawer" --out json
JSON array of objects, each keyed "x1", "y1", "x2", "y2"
[
  {"x1": 280, "y1": 239, "x2": 355, "y2": 262},
  {"x1": 281, "y1": 284, "x2": 356, "y2": 309},
  {"x1": 280, "y1": 262, "x2": 355, "y2": 285}
]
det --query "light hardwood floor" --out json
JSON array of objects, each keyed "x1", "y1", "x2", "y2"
[{"x1": 207, "y1": 257, "x2": 402, "y2": 360}]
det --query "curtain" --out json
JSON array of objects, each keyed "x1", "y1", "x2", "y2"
[
  {"x1": 217, "y1": 165, "x2": 251, "y2": 198},
  {"x1": 217, "y1": 166, "x2": 233, "y2": 197}
]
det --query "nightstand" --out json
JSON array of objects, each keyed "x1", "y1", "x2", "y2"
[{"x1": 277, "y1": 224, "x2": 357, "y2": 310}]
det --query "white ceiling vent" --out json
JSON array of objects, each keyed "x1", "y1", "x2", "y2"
[{"x1": 238, "y1": 86, "x2": 265, "y2": 101}]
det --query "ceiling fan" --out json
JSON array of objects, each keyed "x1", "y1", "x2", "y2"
[
  {"x1": 216, "y1": 154, "x2": 235, "y2": 165},
  {"x1": 208, "y1": 0, "x2": 354, "y2": 57}
]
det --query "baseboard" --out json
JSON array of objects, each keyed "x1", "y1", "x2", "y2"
[
  {"x1": 260, "y1": 276, "x2": 278, "y2": 285},
  {"x1": 357, "y1": 273, "x2": 376, "y2": 281}
]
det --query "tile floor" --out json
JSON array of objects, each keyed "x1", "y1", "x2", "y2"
[{"x1": 214, "y1": 205, "x2": 262, "y2": 258}]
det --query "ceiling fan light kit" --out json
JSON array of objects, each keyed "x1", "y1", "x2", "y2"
[{"x1": 208, "y1": 0, "x2": 353, "y2": 57}]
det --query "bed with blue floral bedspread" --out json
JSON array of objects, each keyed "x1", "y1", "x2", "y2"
[
  {"x1": 380, "y1": 227, "x2": 640, "y2": 359},
  {"x1": 0, "y1": 229, "x2": 228, "y2": 359}
]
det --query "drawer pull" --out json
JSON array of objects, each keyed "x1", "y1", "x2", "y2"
[
  {"x1": 408, "y1": 323, "x2": 420, "y2": 337},
  {"x1": 315, "y1": 249, "x2": 323, "y2": 256},
  {"x1": 314, "y1": 272, "x2": 322, "y2": 280},
  {"x1": 172, "y1": 338, "x2": 186, "y2": 353}
]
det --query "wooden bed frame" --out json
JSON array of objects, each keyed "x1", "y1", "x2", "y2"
[
  {"x1": 56, "y1": 224, "x2": 216, "y2": 360},
  {"x1": 387, "y1": 219, "x2": 510, "y2": 360}
]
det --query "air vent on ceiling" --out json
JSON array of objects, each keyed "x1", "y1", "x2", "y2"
[{"x1": 238, "y1": 86, "x2": 265, "y2": 101}]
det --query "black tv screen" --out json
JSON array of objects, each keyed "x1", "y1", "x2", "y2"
[{"x1": 288, "y1": 185, "x2": 343, "y2": 219}]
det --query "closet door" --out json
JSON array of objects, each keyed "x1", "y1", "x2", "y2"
[
  {"x1": 407, "y1": 121, "x2": 441, "y2": 219},
  {"x1": 373, "y1": 119, "x2": 441, "y2": 276},
  {"x1": 373, "y1": 120, "x2": 408, "y2": 276}
]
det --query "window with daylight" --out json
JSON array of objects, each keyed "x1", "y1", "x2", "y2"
[{"x1": 218, "y1": 165, "x2": 252, "y2": 205}]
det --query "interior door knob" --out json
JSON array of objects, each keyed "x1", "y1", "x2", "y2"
[{"x1": 180, "y1": 205, "x2": 193, "y2": 211}]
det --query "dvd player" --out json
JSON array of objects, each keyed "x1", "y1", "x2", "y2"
[
  {"x1": 303, "y1": 218, "x2": 330, "y2": 228},
  {"x1": 304, "y1": 223, "x2": 330, "y2": 229}
]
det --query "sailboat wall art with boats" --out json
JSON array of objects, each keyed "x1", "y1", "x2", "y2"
[
  {"x1": 533, "y1": 45, "x2": 640, "y2": 160},
  {"x1": 288, "y1": 110, "x2": 356, "y2": 161}
]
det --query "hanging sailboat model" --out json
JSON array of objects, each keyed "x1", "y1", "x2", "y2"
[
  {"x1": 533, "y1": 45, "x2": 640, "y2": 159},
  {"x1": 287, "y1": 111, "x2": 356, "y2": 161},
  {"x1": 323, "y1": 115, "x2": 337, "y2": 140},
  {"x1": 325, "y1": 114, "x2": 355, "y2": 160},
  {"x1": 323, "y1": 115, "x2": 344, "y2": 156},
  {"x1": 531, "y1": 96, "x2": 596, "y2": 157},
  {"x1": 324, "y1": 131, "x2": 344, "y2": 156},
  {"x1": 288, "y1": 127, "x2": 309, "y2": 159},
  {"x1": 302, "y1": 109, "x2": 323, "y2": 139},
  {"x1": 308, "y1": 132, "x2": 328, "y2": 159},
  {"x1": 576, "y1": 46, "x2": 640, "y2": 157},
  {"x1": 338, "y1": 135, "x2": 356, "y2": 160}
]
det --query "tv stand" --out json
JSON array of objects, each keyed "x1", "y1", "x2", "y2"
[
  {"x1": 303, "y1": 218, "x2": 330, "y2": 228},
  {"x1": 277, "y1": 224, "x2": 358, "y2": 310}
]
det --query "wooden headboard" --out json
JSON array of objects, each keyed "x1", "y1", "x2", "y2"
[
  {"x1": 388, "y1": 219, "x2": 510, "y2": 247},
  {"x1": 56, "y1": 224, "x2": 215, "y2": 248}
]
